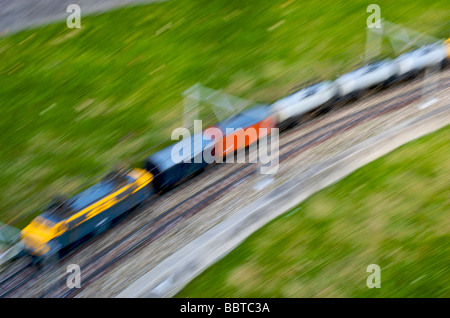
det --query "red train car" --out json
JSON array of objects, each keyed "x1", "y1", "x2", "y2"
[{"x1": 211, "y1": 106, "x2": 276, "y2": 157}]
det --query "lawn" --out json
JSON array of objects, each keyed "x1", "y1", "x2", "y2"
[
  {"x1": 0, "y1": 0, "x2": 449, "y2": 227},
  {"x1": 177, "y1": 125, "x2": 450, "y2": 297}
]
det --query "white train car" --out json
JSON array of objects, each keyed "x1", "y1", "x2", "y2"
[
  {"x1": 269, "y1": 39, "x2": 449, "y2": 131},
  {"x1": 270, "y1": 81, "x2": 338, "y2": 128},
  {"x1": 334, "y1": 59, "x2": 398, "y2": 99},
  {"x1": 394, "y1": 42, "x2": 448, "y2": 79}
]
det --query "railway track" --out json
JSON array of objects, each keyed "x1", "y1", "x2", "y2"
[{"x1": 1, "y1": 68, "x2": 449, "y2": 297}]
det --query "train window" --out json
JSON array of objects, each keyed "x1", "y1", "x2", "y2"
[
  {"x1": 34, "y1": 216, "x2": 46, "y2": 225},
  {"x1": 33, "y1": 216, "x2": 55, "y2": 229}
]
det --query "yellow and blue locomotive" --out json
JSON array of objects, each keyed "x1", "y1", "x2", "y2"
[{"x1": 20, "y1": 168, "x2": 153, "y2": 264}]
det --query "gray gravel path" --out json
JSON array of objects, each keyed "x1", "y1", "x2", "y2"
[{"x1": 0, "y1": 0, "x2": 160, "y2": 35}]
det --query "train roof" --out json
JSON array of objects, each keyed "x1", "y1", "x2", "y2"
[
  {"x1": 276, "y1": 80, "x2": 335, "y2": 102},
  {"x1": 145, "y1": 132, "x2": 212, "y2": 172},
  {"x1": 397, "y1": 42, "x2": 444, "y2": 58},
  {"x1": 213, "y1": 106, "x2": 271, "y2": 133},
  {"x1": 42, "y1": 175, "x2": 134, "y2": 222},
  {"x1": 339, "y1": 59, "x2": 393, "y2": 77}
]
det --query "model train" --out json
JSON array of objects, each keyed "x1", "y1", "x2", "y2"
[
  {"x1": 20, "y1": 169, "x2": 153, "y2": 263},
  {"x1": 19, "y1": 39, "x2": 450, "y2": 265}
]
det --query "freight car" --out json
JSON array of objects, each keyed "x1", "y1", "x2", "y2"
[
  {"x1": 20, "y1": 168, "x2": 153, "y2": 265},
  {"x1": 334, "y1": 59, "x2": 398, "y2": 99},
  {"x1": 212, "y1": 105, "x2": 276, "y2": 157},
  {"x1": 145, "y1": 132, "x2": 214, "y2": 193},
  {"x1": 269, "y1": 39, "x2": 450, "y2": 128},
  {"x1": 145, "y1": 106, "x2": 275, "y2": 192},
  {"x1": 270, "y1": 81, "x2": 339, "y2": 129},
  {"x1": 394, "y1": 42, "x2": 448, "y2": 79}
]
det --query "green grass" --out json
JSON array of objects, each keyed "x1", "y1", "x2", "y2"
[
  {"x1": 0, "y1": 0, "x2": 449, "y2": 226},
  {"x1": 177, "y1": 125, "x2": 450, "y2": 297}
]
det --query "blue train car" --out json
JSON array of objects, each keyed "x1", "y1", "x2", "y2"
[{"x1": 145, "y1": 132, "x2": 214, "y2": 192}]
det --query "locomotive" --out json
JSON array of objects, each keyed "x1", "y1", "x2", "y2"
[{"x1": 20, "y1": 169, "x2": 153, "y2": 264}]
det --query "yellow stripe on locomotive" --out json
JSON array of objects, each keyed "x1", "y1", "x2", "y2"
[{"x1": 20, "y1": 168, "x2": 153, "y2": 259}]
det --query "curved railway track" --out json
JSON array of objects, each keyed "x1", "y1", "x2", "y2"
[{"x1": 1, "y1": 69, "x2": 449, "y2": 297}]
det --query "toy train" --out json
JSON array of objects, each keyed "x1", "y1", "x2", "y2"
[
  {"x1": 20, "y1": 169, "x2": 153, "y2": 263},
  {"x1": 19, "y1": 39, "x2": 450, "y2": 265}
]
